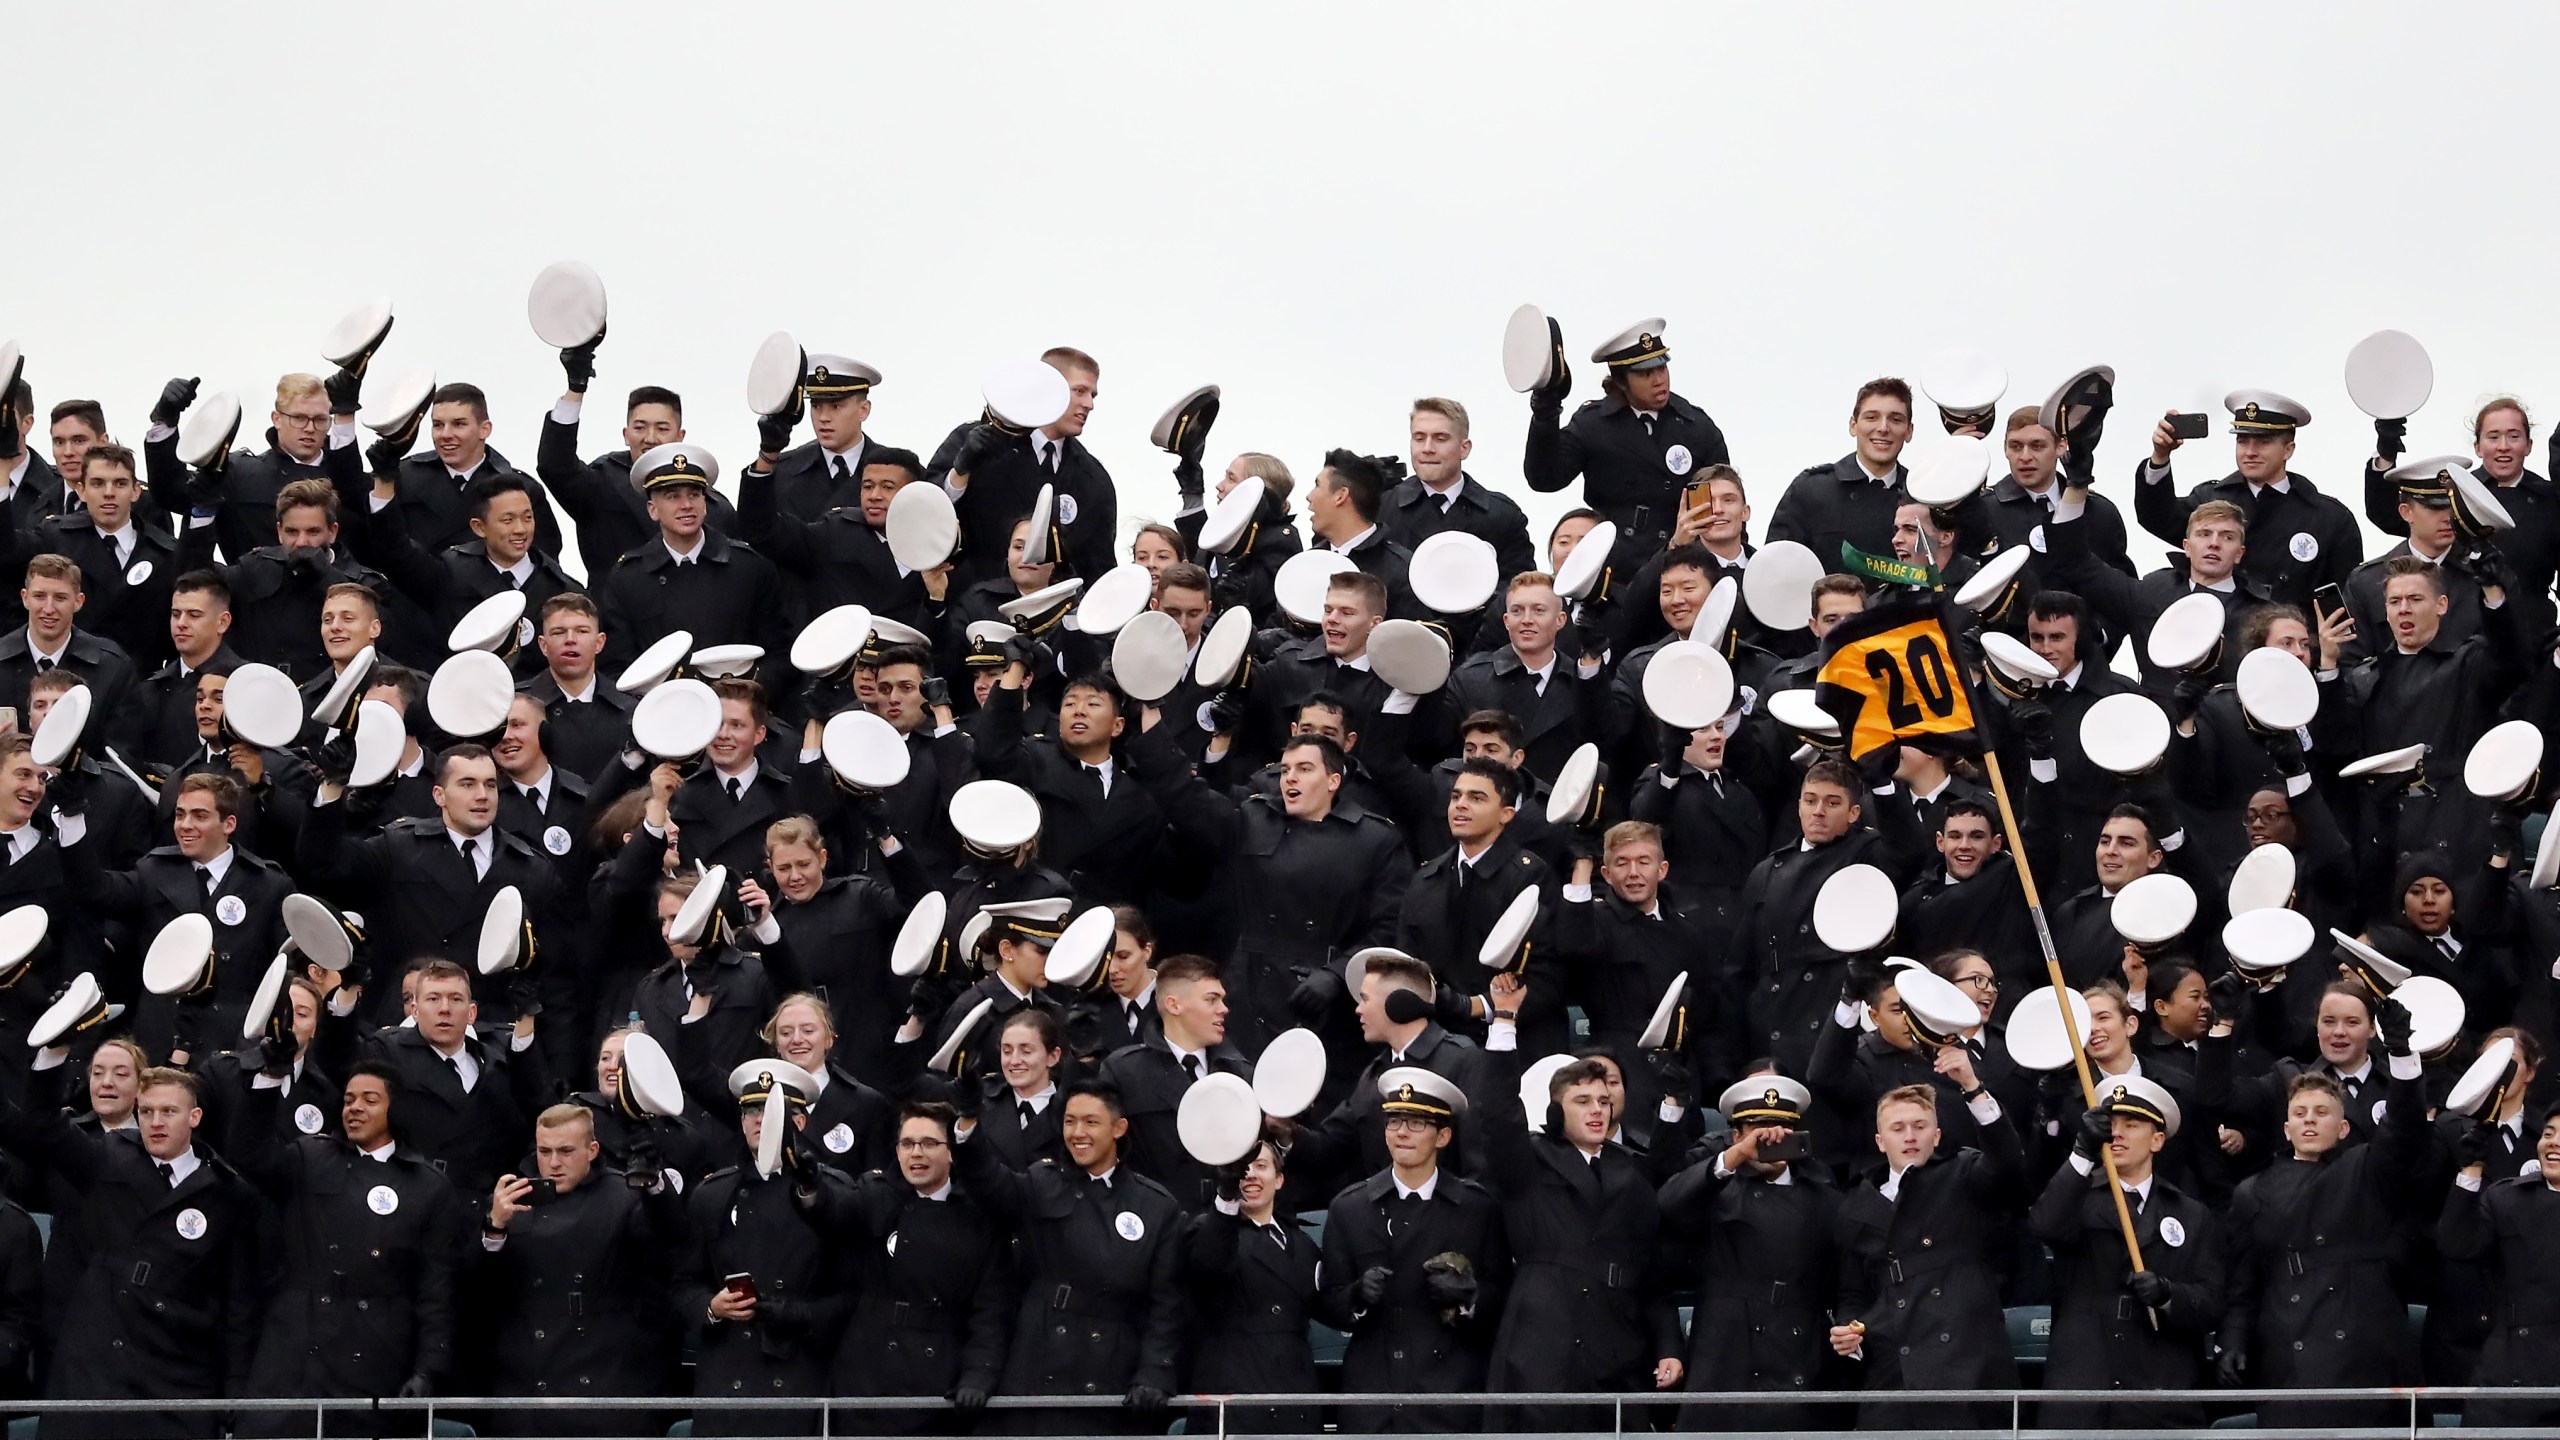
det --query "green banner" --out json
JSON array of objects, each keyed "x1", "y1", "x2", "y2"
[{"x1": 1839, "y1": 542, "x2": 1935, "y2": 589}]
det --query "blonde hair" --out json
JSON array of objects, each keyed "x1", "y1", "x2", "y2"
[
  {"x1": 764, "y1": 815, "x2": 825, "y2": 856},
  {"x1": 1234, "y1": 452, "x2": 1295, "y2": 502},
  {"x1": 762, "y1": 991, "x2": 837, "y2": 1046},
  {"x1": 1412, "y1": 397, "x2": 1471, "y2": 440},
  {"x1": 275, "y1": 373, "x2": 326, "y2": 409}
]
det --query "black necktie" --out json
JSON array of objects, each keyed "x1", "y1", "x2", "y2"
[
  {"x1": 1090, "y1": 1172, "x2": 1111, "y2": 1193},
  {"x1": 726, "y1": 778, "x2": 743, "y2": 803},
  {"x1": 1017, "y1": 1099, "x2": 1035, "y2": 1130},
  {"x1": 1046, "y1": 444, "x2": 1062, "y2": 474},
  {"x1": 156, "y1": 1161, "x2": 174, "y2": 1187},
  {"x1": 508, "y1": 571, "x2": 524, "y2": 591},
  {"x1": 2126, "y1": 1188, "x2": 2144, "y2": 1216},
  {"x1": 197, "y1": 866, "x2": 215, "y2": 897},
  {"x1": 831, "y1": 454, "x2": 849, "y2": 483},
  {"x1": 1262, "y1": 1222, "x2": 1288, "y2": 1252},
  {"x1": 34, "y1": 658, "x2": 52, "y2": 673},
  {"x1": 2435, "y1": 936, "x2": 2458, "y2": 966},
  {"x1": 459, "y1": 837, "x2": 480, "y2": 876},
  {"x1": 521, "y1": 785, "x2": 544, "y2": 814},
  {"x1": 1123, "y1": 999, "x2": 1141, "y2": 1033},
  {"x1": 1182, "y1": 1054, "x2": 1204, "y2": 1085}
]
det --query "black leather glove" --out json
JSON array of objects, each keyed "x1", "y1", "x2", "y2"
[
  {"x1": 2489, "y1": 803, "x2": 2526, "y2": 861},
  {"x1": 2206, "y1": 971, "x2": 2248, "y2": 1023},
  {"x1": 42, "y1": 762, "x2": 86, "y2": 816},
  {"x1": 396, "y1": 1374, "x2": 431, "y2": 1400},
  {"x1": 1000, "y1": 632, "x2": 1052, "y2": 677},
  {"x1": 1646, "y1": 1048, "x2": 1694, "y2": 1108},
  {"x1": 1174, "y1": 455, "x2": 1206, "y2": 508},
  {"x1": 0, "y1": 404, "x2": 20, "y2": 461},
  {"x1": 1124, "y1": 1384, "x2": 1168, "y2": 1415},
  {"x1": 150, "y1": 376, "x2": 201, "y2": 429},
  {"x1": 625, "y1": 1131, "x2": 664, "y2": 1192},
  {"x1": 364, "y1": 431, "x2": 416, "y2": 479},
  {"x1": 781, "y1": 1121, "x2": 820, "y2": 1189},
  {"x1": 1530, "y1": 318, "x2": 1572, "y2": 411},
  {"x1": 2457, "y1": 1121, "x2": 2503, "y2": 1170},
  {"x1": 1213, "y1": 1156, "x2": 1248, "y2": 1203},
  {"x1": 1287, "y1": 965, "x2": 1342, "y2": 1023},
  {"x1": 2166, "y1": 675, "x2": 2210, "y2": 725},
  {"x1": 2376, "y1": 995, "x2": 2416, "y2": 1057},
  {"x1": 920, "y1": 676, "x2": 950, "y2": 711},
  {"x1": 953, "y1": 1385, "x2": 991, "y2": 1416},
  {"x1": 910, "y1": 967, "x2": 964, "y2": 1018},
  {"x1": 252, "y1": 1011, "x2": 294, "y2": 1078},
  {"x1": 306, "y1": 735, "x2": 357, "y2": 787},
  {"x1": 2124, "y1": 1269, "x2": 2173, "y2": 1310},
  {"x1": 2374, "y1": 416, "x2": 2408, "y2": 466},
  {"x1": 2213, "y1": 1343, "x2": 2246, "y2": 1388},
  {"x1": 1421, "y1": 1254, "x2": 1478, "y2": 1311},
  {"x1": 1657, "y1": 720, "x2": 1690, "y2": 775},
  {"x1": 505, "y1": 968, "x2": 541, "y2": 1019},
  {"x1": 2075, "y1": 1105, "x2": 2114, "y2": 1160},
  {"x1": 952, "y1": 422, "x2": 1010, "y2": 478},
  {"x1": 2464, "y1": 542, "x2": 2520, "y2": 596},
  {"x1": 756, "y1": 409, "x2": 796, "y2": 457},
  {"x1": 324, "y1": 365, "x2": 363, "y2": 416},
  {"x1": 2261, "y1": 726, "x2": 2307, "y2": 778},
  {"x1": 2063, "y1": 437, "x2": 2098, "y2": 489},
  {"x1": 2010, "y1": 699, "x2": 2056, "y2": 760},
  {"x1": 1207, "y1": 687, "x2": 1248, "y2": 737},
  {"x1": 1062, "y1": 1001, "x2": 1113, "y2": 1060},
  {"x1": 1353, "y1": 1264, "x2": 1394, "y2": 1310},
  {"x1": 948, "y1": 1071, "x2": 984, "y2": 1122},
  {"x1": 559, "y1": 328, "x2": 604, "y2": 394}
]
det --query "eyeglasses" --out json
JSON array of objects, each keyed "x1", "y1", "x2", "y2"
[
  {"x1": 1954, "y1": 973, "x2": 1999, "y2": 991},
  {"x1": 895, "y1": 1138, "x2": 948, "y2": 1153},
  {"x1": 276, "y1": 411, "x2": 331, "y2": 429}
]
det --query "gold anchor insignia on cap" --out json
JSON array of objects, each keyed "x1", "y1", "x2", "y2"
[
  {"x1": 1639, "y1": 334, "x2": 1657, "y2": 348},
  {"x1": 2243, "y1": 403, "x2": 2260, "y2": 420},
  {"x1": 1394, "y1": 1084, "x2": 1414, "y2": 1103},
  {"x1": 670, "y1": 455, "x2": 694, "y2": 475},
  {"x1": 1763, "y1": 1087, "x2": 1781, "y2": 1106},
  {"x1": 811, "y1": 368, "x2": 831, "y2": 383},
  {"x1": 2109, "y1": 1084, "x2": 2128, "y2": 1104}
]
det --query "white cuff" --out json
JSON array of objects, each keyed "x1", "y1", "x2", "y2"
[
  {"x1": 930, "y1": 723, "x2": 958, "y2": 738},
  {"x1": 797, "y1": 747, "x2": 821, "y2": 764},
  {"x1": 1486, "y1": 1020, "x2": 1518, "y2": 1052},
  {"x1": 2140, "y1": 460, "x2": 2171, "y2": 485},
  {"x1": 2455, "y1": 1169, "x2": 2483, "y2": 1192},
  {"x1": 329, "y1": 421, "x2": 359, "y2": 449},
  {"x1": 249, "y1": 1071, "x2": 286, "y2": 1090},
  {"x1": 2029, "y1": 757, "x2": 2058, "y2": 783},
  {"x1": 2285, "y1": 771, "x2": 2312, "y2": 797},
  {"x1": 1563, "y1": 882, "x2": 1593, "y2": 904},
  {"x1": 2068, "y1": 1151, "x2": 2095, "y2": 1177},
  {"x1": 509, "y1": 1029, "x2": 534, "y2": 1053},
  {"x1": 31, "y1": 1046, "x2": 67, "y2": 1073},
  {"x1": 481, "y1": 1231, "x2": 508, "y2": 1252},
  {"x1": 1213, "y1": 1194, "x2": 1241, "y2": 1217},
  {"x1": 2388, "y1": 1052, "x2": 2423, "y2": 1082},
  {"x1": 2124, "y1": 989, "x2": 2145, "y2": 1015},
  {"x1": 1656, "y1": 770, "x2": 1680, "y2": 789},
  {"x1": 750, "y1": 914, "x2": 782, "y2": 946},
  {"x1": 1834, "y1": 999, "x2": 1863, "y2": 1029},
  {"x1": 550, "y1": 396, "x2": 583, "y2": 425},
  {"x1": 1382, "y1": 689, "x2": 1419, "y2": 715},
  {"x1": 367, "y1": 492, "x2": 391, "y2": 514},
  {"x1": 147, "y1": 423, "x2": 177, "y2": 444},
  {"x1": 329, "y1": 990, "x2": 359, "y2": 1017},
  {"x1": 1657, "y1": 1100, "x2": 1684, "y2": 1123},
  {"x1": 51, "y1": 812, "x2": 85, "y2": 847},
  {"x1": 1711, "y1": 1153, "x2": 1738, "y2": 1180},
  {"x1": 642, "y1": 820, "x2": 667, "y2": 839},
  {"x1": 1576, "y1": 657, "x2": 1601, "y2": 681},
  {"x1": 2053, "y1": 492, "x2": 2088, "y2": 523},
  {"x1": 1966, "y1": 1093, "x2": 2003, "y2": 1125}
]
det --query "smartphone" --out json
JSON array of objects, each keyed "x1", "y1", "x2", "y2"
[
  {"x1": 530, "y1": 1177, "x2": 558, "y2": 1205},
  {"x1": 2170, "y1": 412, "x2": 2210, "y2": 442},
  {"x1": 2311, "y1": 583, "x2": 2347, "y2": 620},
  {"x1": 1761, "y1": 1131, "x2": 1810, "y2": 1162},
  {"x1": 1682, "y1": 479, "x2": 1715, "y2": 513},
  {"x1": 723, "y1": 1271, "x2": 758, "y2": 1303}
]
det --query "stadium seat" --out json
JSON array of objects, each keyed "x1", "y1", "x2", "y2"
[
  {"x1": 667, "y1": 1423, "x2": 692, "y2": 1437},
  {"x1": 27, "y1": 1215, "x2": 46, "y2": 1252},
  {"x1": 1309, "y1": 1320, "x2": 1349, "y2": 1368},
  {"x1": 2209, "y1": 1415, "x2": 2255, "y2": 1429},
  {"x1": 429, "y1": 1422, "x2": 475, "y2": 1438}
]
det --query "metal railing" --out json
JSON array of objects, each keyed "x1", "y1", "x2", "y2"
[{"x1": 10, "y1": 1386, "x2": 2560, "y2": 1438}]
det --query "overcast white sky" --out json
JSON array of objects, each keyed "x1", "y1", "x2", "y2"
[{"x1": 15, "y1": 4, "x2": 2558, "y2": 585}]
